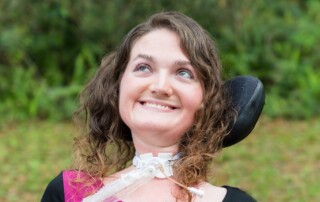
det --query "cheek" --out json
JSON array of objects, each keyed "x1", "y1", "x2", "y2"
[
  {"x1": 119, "y1": 71, "x2": 134, "y2": 101},
  {"x1": 184, "y1": 87, "x2": 203, "y2": 113},
  {"x1": 118, "y1": 72, "x2": 142, "y2": 122},
  {"x1": 119, "y1": 75, "x2": 131, "y2": 122}
]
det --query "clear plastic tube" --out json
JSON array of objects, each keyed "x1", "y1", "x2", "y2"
[
  {"x1": 83, "y1": 161, "x2": 161, "y2": 202},
  {"x1": 82, "y1": 158, "x2": 205, "y2": 201}
]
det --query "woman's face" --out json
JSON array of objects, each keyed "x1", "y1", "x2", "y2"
[{"x1": 119, "y1": 28, "x2": 203, "y2": 149}]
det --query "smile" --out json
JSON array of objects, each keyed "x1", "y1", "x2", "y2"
[{"x1": 140, "y1": 101, "x2": 176, "y2": 110}]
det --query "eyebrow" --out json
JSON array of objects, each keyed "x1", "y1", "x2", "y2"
[
  {"x1": 175, "y1": 59, "x2": 191, "y2": 66},
  {"x1": 133, "y1": 54, "x2": 154, "y2": 62},
  {"x1": 133, "y1": 54, "x2": 191, "y2": 66}
]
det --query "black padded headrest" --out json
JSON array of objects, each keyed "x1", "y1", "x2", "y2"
[{"x1": 223, "y1": 76, "x2": 265, "y2": 147}]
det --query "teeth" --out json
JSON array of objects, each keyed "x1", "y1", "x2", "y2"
[{"x1": 144, "y1": 102, "x2": 172, "y2": 110}]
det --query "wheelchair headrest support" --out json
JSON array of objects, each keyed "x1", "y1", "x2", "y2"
[{"x1": 223, "y1": 76, "x2": 265, "y2": 147}]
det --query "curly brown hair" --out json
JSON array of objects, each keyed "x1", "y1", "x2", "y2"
[{"x1": 73, "y1": 11, "x2": 234, "y2": 199}]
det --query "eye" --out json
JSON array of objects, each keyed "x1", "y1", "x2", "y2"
[
  {"x1": 177, "y1": 69, "x2": 194, "y2": 79},
  {"x1": 134, "y1": 64, "x2": 151, "y2": 73}
]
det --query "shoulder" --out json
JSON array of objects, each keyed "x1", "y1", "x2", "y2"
[
  {"x1": 198, "y1": 182, "x2": 227, "y2": 201},
  {"x1": 41, "y1": 172, "x2": 64, "y2": 202},
  {"x1": 198, "y1": 183, "x2": 256, "y2": 202},
  {"x1": 222, "y1": 185, "x2": 257, "y2": 202},
  {"x1": 41, "y1": 170, "x2": 104, "y2": 202}
]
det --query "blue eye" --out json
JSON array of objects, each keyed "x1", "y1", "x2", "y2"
[
  {"x1": 134, "y1": 64, "x2": 151, "y2": 72},
  {"x1": 177, "y1": 69, "x2": 193, "y2": 79}
]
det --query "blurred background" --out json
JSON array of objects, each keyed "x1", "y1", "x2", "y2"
[{"x1": 0, "y1": 0, "x2": 319, "y2": 201}]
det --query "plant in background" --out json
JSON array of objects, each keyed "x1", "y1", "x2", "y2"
[{"x1": 0, "y1": 0, "x2": 319, "y2": 123}]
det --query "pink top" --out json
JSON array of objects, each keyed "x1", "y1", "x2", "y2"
[
  {"x1": 63, "y1": 170, "x2": 102, "y2": 201},
  {"x1": 63, "y1": 170, "x2": 123, "y2": 202}
]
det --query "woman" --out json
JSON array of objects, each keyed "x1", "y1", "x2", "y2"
[{"x1": 42, "y1": 11, "x2": 256, "y2": 202}]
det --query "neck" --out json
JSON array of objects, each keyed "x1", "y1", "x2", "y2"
[{"x1": 132, "y1": 135, "x2": 179, "y2": 155}]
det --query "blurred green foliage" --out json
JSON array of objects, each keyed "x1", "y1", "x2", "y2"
[{"x1": 0, "y1": 0, "x2": 319, "y2": 123}]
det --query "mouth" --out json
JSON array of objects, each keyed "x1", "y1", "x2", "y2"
[{"x1": 139, "y1": 101, "x2": 177, "y2": 110}]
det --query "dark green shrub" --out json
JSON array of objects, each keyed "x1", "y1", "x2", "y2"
[{"x1": 0, "y1": 0, "x2": 319, "y2": 122}]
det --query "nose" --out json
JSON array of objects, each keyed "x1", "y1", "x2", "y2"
[{"x1": 149, "y1": 73, "x2": 173, "y2": 97}]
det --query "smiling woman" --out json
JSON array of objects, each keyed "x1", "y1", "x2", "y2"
[
  {"x1": 41, "y1": 11, "x2": 256, "y2": 202},
  {"x1": 119, "y1": 29, "x2": 203, "y2": 151}
]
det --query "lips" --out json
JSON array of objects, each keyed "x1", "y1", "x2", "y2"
[{"x1": 139, "y1": 101, "x2": 178, "y2": 110}]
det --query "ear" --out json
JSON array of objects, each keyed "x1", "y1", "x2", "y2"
[{"x1": 223, "y1": 76, "x2": 265, "y2": 147}]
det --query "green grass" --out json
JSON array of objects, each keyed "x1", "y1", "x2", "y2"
[
  {"x1": 213, "y1": 117, "x2": 320, "y2": 201},
  {"x1": 0, "y1": 117, "x2": 319, "y2": 201},
  {"x1": 0, "y1": 121, "x2": 74, "y2": 201}
]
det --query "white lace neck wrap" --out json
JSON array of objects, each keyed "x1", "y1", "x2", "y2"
[{"x1": 132, "y1": 153, "x2": 180, "y2": 179}]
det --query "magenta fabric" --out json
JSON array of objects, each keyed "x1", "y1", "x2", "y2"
[{"x1": 63, "y1": 170, "x2": 103, "y2": 202}]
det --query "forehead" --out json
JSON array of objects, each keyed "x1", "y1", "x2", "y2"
[{"x1": 130, "y1": 28, "x2": 187, "y2": 59}]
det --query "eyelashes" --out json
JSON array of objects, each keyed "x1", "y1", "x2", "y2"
[
  {"x1": 133, "y1": 64, "x2": 152, "y2": 73},
  {"x1": 133, "y1": 64, "x2": 195, "y2": 80},
  {"x1": 177, "y1": 69, "x2": 194, "y2": 79}
]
